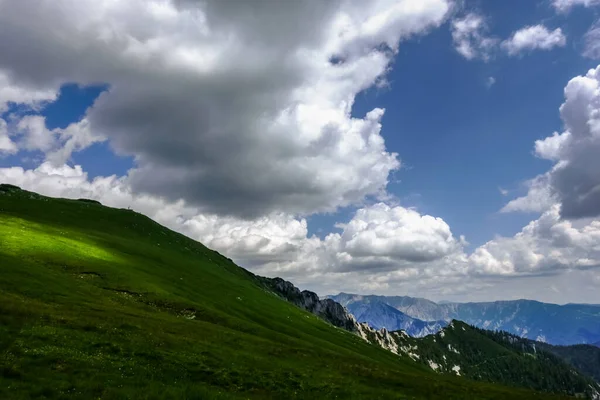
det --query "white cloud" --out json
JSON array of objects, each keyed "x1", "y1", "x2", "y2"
[
  {"x1": 546, "y1": 66, "x2": 600, "y2": 218},
  {"x1": 501, "y1": 174, "x2": 556, "y2": 214},
  {"x1": 470, "y1": 205, "x2": 600, "y2": 276},
  {"x1": 583, "y1": 22, "x2": 600, "y2": 59},
  {"x1": 502, "y1": 65, "x2": 600, "y2": 219},
  {"x1": 0, "y1": 0, "x2": 452, "y2": 218},
  {"x1": 534, "y1": 131, "x2": 571, "y2": 161},
  {"x1": 501, "y1": 25, "x2": 566, "y2": 56},
  {"x1": 326, "y1": 203, "x2": 465, "y2": 270},
  {"x1": 0, "y1": 118, "x2": 17, "y2": 154},
  {"x1": 16, "y1": 115, "x2": 56, "y2": 153},
  {"x1": 552, "y1": 0, "x2": 600, "y2": 12},
  {"x1": 486, "y1": 76, "x2": 496, "y2": 88},
  {"x1": 450, "y1": 18, "x2": 566, "y2": 60},
  {"x1": 4, "y1": 115, "x2": 104, "y2": 164},
  {"x1": 0, "y1": 70, "x2": 57, "y2": 113},
  {"x1": 450, "y1": 13, "x2": 498, "y2": 60}
]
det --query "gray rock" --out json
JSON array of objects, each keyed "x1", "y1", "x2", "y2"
[{"x1": 260, "y1": 277, "x2": 357, "y2": 332}]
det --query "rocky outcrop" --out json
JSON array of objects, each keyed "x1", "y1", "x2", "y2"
[
  {"x1": 259, "y1": 277, "x2": 358, "y2": 332},
  {"x1": 258, "y1": 276, "x2": 429, "y2": 358}
]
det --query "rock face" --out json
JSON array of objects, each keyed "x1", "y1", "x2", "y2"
[{"x1": 260, "y1": 277, "x2": 357, "y2": 332}]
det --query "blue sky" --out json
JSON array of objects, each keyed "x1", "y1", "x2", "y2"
[
  {"x1": 2, "y1": 0, "x2": 600, "y2": 303},
  {"x1": 309, "y1": 0, "x2": 598, "y2": 249}
]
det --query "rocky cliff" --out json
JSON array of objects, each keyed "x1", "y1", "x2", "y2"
[{"x1": 259, "y1": 277, "x2": 358, "y2": 332}]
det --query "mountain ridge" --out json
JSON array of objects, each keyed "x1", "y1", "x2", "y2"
[
  {"x1": 337, "y1": 296, "x2": 447, "y2": 337},
  {"x1": 329, "y1": 293, "x2": 600, "y2": 345}
]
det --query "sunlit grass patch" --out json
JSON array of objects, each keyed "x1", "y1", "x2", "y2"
[{"x1": 0, "y1": 215, "x2": 120, "y2": 265}]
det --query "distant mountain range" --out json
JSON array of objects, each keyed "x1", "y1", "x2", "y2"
[
  {"x1": 329, "y1": 293, "x2": 600, "y2": 345},
  {"x1": 336, "y1": 296, "x2": 447, "y2": 337}
]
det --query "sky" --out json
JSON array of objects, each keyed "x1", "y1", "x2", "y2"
[{"x1": 2, "y1": 0, "x2": 600, "y2": 304}]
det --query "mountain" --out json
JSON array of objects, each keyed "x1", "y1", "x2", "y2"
[
  {"x1": 330, "y1": 293, "x2": 600, "y2": 345},
  {"x1": 360, "y1": 320, "x2": 600, "y2": 399},
  {"x1": 336, "y1": 296, "x2": 447, "y2": 337},
  {"x1": 1, "y1": 184, "x2": 565, "y2": 399},
  {"x1": 332, "y1": 292, "x2": 443, "y2": 321}
]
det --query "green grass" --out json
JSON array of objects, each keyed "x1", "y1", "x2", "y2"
[{"x1": 0, "y1": 186, "x2": 573, "y2": 399}]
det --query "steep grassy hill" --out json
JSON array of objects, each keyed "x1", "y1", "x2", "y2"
[{"x1": 0, "y1": 185, "x2": 575, "y2": 399}]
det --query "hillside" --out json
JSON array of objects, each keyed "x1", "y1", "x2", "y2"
[
  {"x1": 0, "y1": 184, "x2": 571, "y2": 399},
  {"x1": 533, "y1": 342, "x2": 600, "y2": 383},
  {"x1": 330, "y1": 293, "x2": 600, "y2": 345},
  {"x1": 359, "y1": 321, "x2": 600, "y2": 399}
]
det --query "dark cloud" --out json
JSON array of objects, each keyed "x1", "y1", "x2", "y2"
[{"x1": 0, "y1": 0, "x2": 451, "y2": 217}]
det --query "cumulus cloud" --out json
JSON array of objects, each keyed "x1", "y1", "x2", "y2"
[
  {"x1": 534, "y1": 131, "x2": 571, "y2": 161},
  {"x1": 502, "y1": 66, "x2": 600, "y2": 220},
  {"x1": 501, "y1": 174, "x2": 556, "y2": 214},
  {"x1": 552, "y1": 0, "x2": 600, "y2": 12},
  {"x1": 3, "y1": 115, "x2": 103, "y2": 164},
  {"x1": 501, "y1": 25, "x2": 566, "y2": 56},
  {"x1": 470, "y1": 205, "x2": 600, "y2": 276},
  {"x1": 325, "y1": 203, "x2": 465, "y2": 270},
  {"x1": 583, "y1": 22, "x2": 600, "y2": 59},
  {"x1": 0, "y1": 118, "x2": 17, "y2": 154},
  {"x1": 0, "y1": 70, "x2": 57, "y2": 113},
  {"x1": 548, "y1": 67, "x2": 600, "y2": 219},
  {"x1": 450, "y1": 13, "x2": 498, "y2": 60},
  {"x1": 0, "y1": 0, "x2": 452, "y2": 218}
]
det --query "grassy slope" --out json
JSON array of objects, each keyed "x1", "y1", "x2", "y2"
[{"x1": 0, "y1": 186, "x2": 569, "y2": 399}]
